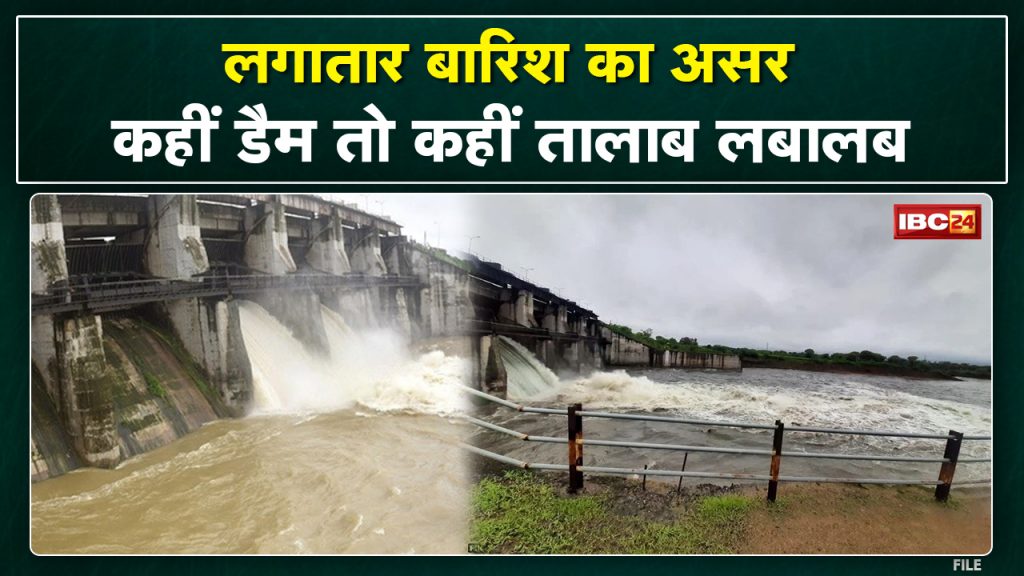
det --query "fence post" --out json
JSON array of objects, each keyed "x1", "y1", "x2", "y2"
[
  {"x1": 767, "y1": 420, "x2": 785, "y2": 502},
  {"x1": 567, "y1": 403, "x2": 584, "y2": 493},
  {"x1": 935, "y1": 429, "x2": 964, "y2": 502}
]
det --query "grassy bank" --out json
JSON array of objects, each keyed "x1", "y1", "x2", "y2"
[
  {"x1": 469, "y1": 470, "x2": 991, "y2": 555},
  {"x1": 471, "y1": 470, "x2": 754, "y2": 554}
]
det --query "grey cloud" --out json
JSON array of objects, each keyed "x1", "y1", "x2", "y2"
[{"x1": 358, "y1": 193, "x2": 992, "y2": 365}]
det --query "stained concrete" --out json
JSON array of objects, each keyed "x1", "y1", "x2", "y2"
[
  {"x1": 164, "y1": 298, "x2": 253, "y2": 414},
  {"x1": 146, "y1": 195, "x2": 210, "y2": 279}
]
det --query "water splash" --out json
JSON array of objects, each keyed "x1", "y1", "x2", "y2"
[
  {"x1": 494, "y1": 336, "x2": 560, "y2": 399},
  {"x1": 237, "y1": 300, "x2": 467, "y2": 416}
]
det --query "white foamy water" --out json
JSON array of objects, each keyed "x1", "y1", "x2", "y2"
[
  {"x1": 546, "y1": 369, "x2": 992, "y2": 442},
  {"x1": 238, "y1": 301, "x2": 467, "y2": 416},
  {"x1": 485, "y1": 363, "x2": 991, "y2": 483},
  {"x1": 495, "y1": 336, "x2": 560, "y2": 398}
]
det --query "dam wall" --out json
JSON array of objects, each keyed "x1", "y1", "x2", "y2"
[
  {"x1": 31, "y1": 315, "x2": 232, "y2": 483},
  {"x1": 600, "y1": 327, "x2": 741, "y2": 370},
  {"x1": 31, "y1": 194, "x2": 472, "y2": 481}
]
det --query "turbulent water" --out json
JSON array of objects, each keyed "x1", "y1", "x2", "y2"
[
  {"x1": 31, "y1": 300, "x2": 470, "y2": 554},
  {"x1": 494, "y1": 336, "x2": 560, "y2": 398},
  {"x1": 480, "y1": 366, "x2": 992, "y2": 485}
]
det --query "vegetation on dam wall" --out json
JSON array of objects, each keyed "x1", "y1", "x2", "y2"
[{"x1": 31, "y1": 313, "x2": 229, "y2": 482}]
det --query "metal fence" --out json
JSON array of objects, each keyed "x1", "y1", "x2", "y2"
[{"x1": 461, "y1": 386, "x2": 991, "y2": 502}]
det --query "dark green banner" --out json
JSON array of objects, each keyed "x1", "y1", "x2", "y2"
[{"x1": 16, "y1": 16, "x2": 1006, "y2": 183}]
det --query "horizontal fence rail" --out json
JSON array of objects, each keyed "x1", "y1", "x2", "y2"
[{"x1": 461, "y1": 385, "x2": 992, "y2": 501}]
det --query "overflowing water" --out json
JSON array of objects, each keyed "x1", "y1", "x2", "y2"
[
  {"x1": 240, "y1": 302, "x2": 465, "y2": 416},
  {"x1": 480, "y1": 363, "x2": 992, "y2": 485},
  {"x1": 32, "y1": 300, "x2": 470, "y2": 554},
  {"x1": 494, "y1": 336, "x2": 560, "y2": 398}
]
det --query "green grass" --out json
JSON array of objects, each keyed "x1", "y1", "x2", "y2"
[
  {"x1": 470, "y1": 471, "x2": 755, "y2": 554},
  {"x1": 142, "y1": 372, "x2": 167, "y2": 400}
]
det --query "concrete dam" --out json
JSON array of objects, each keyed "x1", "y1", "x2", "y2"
[
  {"x1": 30, "y1": 192, "x2": 738, "y2": 484},
  {"x1": 30, "y1": 194, "x2": 472, "y2": 482},
  {"x1": 466, "y1": 256, "x2": 741, "y2": 398}
]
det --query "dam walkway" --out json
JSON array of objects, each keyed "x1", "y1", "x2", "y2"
[{"x1": 31, "y1": 273, "x2": 423, "y2": 316}]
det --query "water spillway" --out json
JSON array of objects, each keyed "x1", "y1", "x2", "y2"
[
  {"x1": 237, "y1": 300, "x2": 465, "y2": 416},
  {"x1": 493, "y1": 336, "x2": 561, "y2": 400}
]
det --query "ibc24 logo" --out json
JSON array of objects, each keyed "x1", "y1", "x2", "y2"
[{"x1": 893, "y1": 204, "x2": 982, "y2": 240}]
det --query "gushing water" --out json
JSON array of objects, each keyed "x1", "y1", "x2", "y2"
[
  {"x1": 494, "y1": 336, "x2": 560, "y2": 398},
  {"x1": 238, "y1": 301, "x2": 466, "y2": 416},
  {"x1": 477, "y1": 344, "x2": 991, "y2": 484}
]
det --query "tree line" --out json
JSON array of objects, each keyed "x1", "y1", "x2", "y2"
[{"x1": 603, "y1": 323, "x2": 991, "y2": 380}]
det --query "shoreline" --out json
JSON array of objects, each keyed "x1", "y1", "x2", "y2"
[{"x1": 739, "y1": 359, "x2": 983, "y2": 381}]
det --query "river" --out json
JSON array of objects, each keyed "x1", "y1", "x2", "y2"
[
  {"x1": 479, "y1": 343, "x2": 992, "y2": 486},
  {"x1": 32, "y1": 300, "x2": 470, "y2": 554}
]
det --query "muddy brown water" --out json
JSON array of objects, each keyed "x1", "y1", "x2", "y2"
[{"x1": 31, "y1": 413, "x2": 468, "y2": 554}]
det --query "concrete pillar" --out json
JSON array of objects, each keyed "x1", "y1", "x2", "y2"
[
  {"x1": 164, "y1": 299, "x2": 253, "y2": 414},
  {"x1": 146, "y1": 195, "x2": 209, "y2": 279},
  {"x1": 244, "y1": 199, "x2": 296, "y2": 274},
  {"x1": 480, "y1": 335, "x2": 507, "y2": 397},
  {"x1": 306, "y1": 209, "x2": 351, "y2": 275},
  {"x1": 499, "y1": 290, "x2": 537, "y2": 328},
  {"x1": 30, "y1": 195, "x2": 68, "y2": 292},
  {"x1": 515, "y1": 291, "x2": 536, "y2": 327},
  {"x1": 346, "y1": 226, "x2": 387, "y2": 276},
  {"x1": 31, "y1": 196, "x2": 69, "y2": 405},
  {"x1": 542, "y1": 305, "x2": 568, "y2": 334},
  {"x1": 55, "y1": 315, "x2": 120, "y2": 468}
]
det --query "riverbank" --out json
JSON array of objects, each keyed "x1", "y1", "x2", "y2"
[
  {"x1": 469, "y1": 470, "x2": 990, "y2": 554},
  {"x1": 741, "y1": 358, "x2": 979, "y2": 381}
]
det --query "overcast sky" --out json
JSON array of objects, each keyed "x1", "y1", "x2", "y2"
[{"x1": 328, "y1": 194, "x2": 992, "y2": 364}]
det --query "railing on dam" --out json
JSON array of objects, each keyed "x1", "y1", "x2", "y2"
[
  {"x1": 460, "y1": 386, "x2": 992, "y2": 502},
  {"x1": 468, "y1": 320, "x2": 602, "y2": 342},
  {"x1": 31, "y1": 273, "x2": 424, "y2": 316}
]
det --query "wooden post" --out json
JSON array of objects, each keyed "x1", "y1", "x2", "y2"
[
  {"x1": 767, "y1": 420, "x2": 784, "y2": 502},
  {"x1": 935, "y1": 430, "x2": 964, "y2": 502},
  {"x1": 567, "y1": 403, "x2": 584, "y2": 493}
]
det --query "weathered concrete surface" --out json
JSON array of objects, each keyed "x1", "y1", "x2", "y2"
[
  {"x1": 30, "y1": 195, "x2": 69, "y2": 292},
  {"x1": 600, "y1": 328, "x2": 741, "y2": 370},
  {"x1": 31, "y1": 368, "x2": 81, "y2": 483},
  {"x1": 164, "y1": 298, "x2": 253, "y2": 414},
  {"x1": 346, "y1": 226, "x2": 388, "y2": 276},
  {"x1": 659, "y1": 349, "x2": 742, "y2": 370},
  {"x1": 244, "y1": 200, "x2": 297, "y2": 274},
  {"x1": 32, "y1": 315, "x2": 61, "y2": 410},
  {"x1": 479, "y1": 335, "x2": 508, "y2": 396},
  {"x1": 406, "y1": 246, "x2": 472, "y2": 338},
  {"x1": 499, "y1": 290, "x2": 538, "y2": 328},
  {"x1": 32, "y1": 316, "x2": 232, "y2": 481},
  {"x1": 306, "y1": 210, "x2": 352, "y2": 275},
  {"x1": 146, "y1": 195, "x2": 210, "y2": 279},
  {"x1": 54, "y1": 315, "x2": 120, "y2": 468},
  {"x1": 104, "y1": 318, "x2": 226, "y2": 458},
  {"x1": 600, "y1": 328, "x2": 651, "y2": 366}
]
